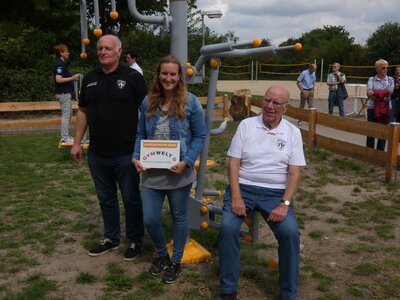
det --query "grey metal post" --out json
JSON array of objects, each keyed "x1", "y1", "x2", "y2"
[
  {"x1": 94, "y1": 0, "x2": 100, "y2": 29},
  {"x1": 111, "y1": 0, "x2": 116, "y2": 11},
  {"x1": 170, "y1": 0, "x2": 188, "y2": 65},
  {"x1": 195, "y1": 58, "x2": 220, "y2": 201},
  {"x1": 79, "y1": 0, "x2": 87, "y2": 54}
]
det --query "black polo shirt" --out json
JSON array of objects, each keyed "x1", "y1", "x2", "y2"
[
  {"x1": 79, "y1": 64, "x2": 147, "y2": 157},
  {"x1": 53, "y1": 58, "x2": 74, "y2": 94}
]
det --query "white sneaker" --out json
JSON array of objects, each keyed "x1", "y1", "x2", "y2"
[{"x1": 60, "y1": 137, "x2": 74, "y2": 144}]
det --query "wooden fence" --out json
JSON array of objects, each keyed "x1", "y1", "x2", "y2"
[
  {"x1": 0, "y1": 95, "x2": 229, "y2": 130},
  {"x1": 248, "y1": 98, "x2": 400, "y2": 182}
]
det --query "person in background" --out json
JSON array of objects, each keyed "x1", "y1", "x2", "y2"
[
  {"x1": 71, "y1": 35, "x2": 147, "y2": 260},
  {"x1": 327, "y1": 63, "x2": 346, "y2": 117},
  {"x1": 366, "y1": 59, "x2": 394, "y2": 151},
  {"x1": 216, "y1": 86, "x2": 306, "y2": 300},
  {"x1": 53, "y1": 44, "x2": 80, "y2": 145},
  {"x1": 126, "y1": 50, "x2": 143, "y2": 75},
  {"x1": 132, "y1": 55, "x2": 206, "y2": 284},
  {"x1": 296, "y1": 63, "x2": 317, "y2": 126},
  {"x1": 390, "y1": 66, "x2": 400, "y2": 122}
]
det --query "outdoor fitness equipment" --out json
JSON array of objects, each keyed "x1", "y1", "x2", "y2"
[{"x1": 79, "y1": 0, "x2": 302, "y2": 263}]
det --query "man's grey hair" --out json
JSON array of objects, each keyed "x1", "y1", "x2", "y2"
[
  {"x1": 333, "y1": 63, "x2": 340, "y2": 67},
  {"x1": 97, "y1": 34, "x2": 122, "y2": 51}
]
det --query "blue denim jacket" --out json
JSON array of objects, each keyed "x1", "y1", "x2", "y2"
[{"x1": 133, "y1": 92, "x2": 206, "y2": 168}]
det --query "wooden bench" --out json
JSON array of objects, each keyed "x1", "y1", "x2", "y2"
[
  {"x1": 0, "y1": 101, "x2": 79, "y2": 129},
  {"x1": 0, "y1": 95, "x2": 229, "y2": 130}
]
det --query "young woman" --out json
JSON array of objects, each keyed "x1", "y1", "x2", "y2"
[
  {"x1": 132, "y1": 55, "x2": 205, "y2": 283},
  {"x1": 53, "y1": 44, "x2": 79, "y2": 144}
]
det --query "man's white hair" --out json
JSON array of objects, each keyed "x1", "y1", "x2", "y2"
[{"x1": 97, "y1": 34, "x2": 122, "y2": 51}]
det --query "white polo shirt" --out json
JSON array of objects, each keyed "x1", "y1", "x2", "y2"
[{"x1": 227, "y1": 115, "x2": 306, "y2": 189}]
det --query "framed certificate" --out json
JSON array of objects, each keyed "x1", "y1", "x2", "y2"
[{"x1": 140, "y1": 140, "x2": 180, "y2": 169}]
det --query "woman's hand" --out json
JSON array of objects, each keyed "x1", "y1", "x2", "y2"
[
  {"x1": 132, "y1": 158, "x2": 148, "y2": 173},
  {"x1": 169, "y1": 161, "x2": 188, "y2": 174}
]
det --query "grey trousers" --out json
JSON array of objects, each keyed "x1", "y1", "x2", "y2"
[{"x1": 55, "y1": 93, "x2": 72, "y2": 141}]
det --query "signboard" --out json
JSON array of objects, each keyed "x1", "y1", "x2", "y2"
[{"x1": 140, "y1": 140, "x2": 180, "y2": 169}]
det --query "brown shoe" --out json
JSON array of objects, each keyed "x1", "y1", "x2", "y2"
[{"x1": 215, "y1": 292, "x2": 239, "y2": 300}]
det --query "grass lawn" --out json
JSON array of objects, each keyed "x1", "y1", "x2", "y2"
[{"x1": 0, "y1": 122, "x2": 399, "y2": 300}]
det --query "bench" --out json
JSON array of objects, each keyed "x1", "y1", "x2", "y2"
[{"x1": 0, "y1": 101, "x2": 79, "y2": 129}]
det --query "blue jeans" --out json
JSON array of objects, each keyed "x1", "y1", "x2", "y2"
[
  {"x1": 219, "y1": 184, "x2": 300, "y2": 300},
  {"x1": 366, "y1": 108, "x2": 386, "y2": 151},
  {"x1": 87, "y1": 150, "x2": 144, "y2": 244},
  {"x1": 142, "y1": 184, "x2": 192, "y2": 263},
  {"x1": 328, "y1": 91, "x2": 345, "y2": 117}
]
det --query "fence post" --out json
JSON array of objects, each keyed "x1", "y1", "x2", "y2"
[
  {"x1": 385, "y1": 122, "x2": 400, "y2": 182},
  {"x1": 307, "y1": 108, "x2": 317, "y2": 153}
]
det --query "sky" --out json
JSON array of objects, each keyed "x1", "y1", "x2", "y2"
[{"x1": 195, "y1": 0, "x2": 400, "y2": 46}]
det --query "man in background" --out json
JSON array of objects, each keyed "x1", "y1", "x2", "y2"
[
  {"x1": 126, "y1": 50, "x2": 143, "y2": 75},
  {"x1": 296, "y1": 63, "x2": 317, "y2": 125}
]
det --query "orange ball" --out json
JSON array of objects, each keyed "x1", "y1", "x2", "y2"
[
  {"x1": 110, "y1": 11, "x2": 119, "y2": 20},
  {"x1": 294, "y1": 43, "x2": 302, "y2": 51},
  {"x1": 186, "y1": 68, "x2": 194, "y2": 77},
  {"x1": 82, "y1": 38, "x2": 90, "y2": 45},
  {"x1": 244, "y1": 217, "x2": 253, "y2": 226},
  {"x1": 210, "y1": 59, "x2": 219, "y2": 68},
  {"x1": 268, "y1": 258, "x2": 278, "y2": 269},
  {"x1": 93, "y1": 28, "x2": 102, "y2": 37},
  {"x1": 200, "y1": 221, "x2": 209, "y2": 229},
  {"x1": 80, "y1": 53, "x2": 88, "y2": 59},
  {"x1": 200, "y1": 205, "x2": 208, "y2": 214},
  {"x1": 253, "y1": 38, "x2": 262, "y2": 47},
  {"x1": 243, "y1": 234, "x2": 252, "y2": 242}
]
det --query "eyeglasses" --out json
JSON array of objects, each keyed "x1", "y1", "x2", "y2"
[{"x1": 263, "y1": 98, "x2": 288, "y2": 107}]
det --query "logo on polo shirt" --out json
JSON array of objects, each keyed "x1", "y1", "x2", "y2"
[
  {"x1": 277, "y1": 138, "x2": 286, "y2": 151},
  {"x1": 117, "y1": 80, "x2": 126, "y2": 89},
  {"x1": 56, "y1": 67, "x2": 62, "y2": 74}
]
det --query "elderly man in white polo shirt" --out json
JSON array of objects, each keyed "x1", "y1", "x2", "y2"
[{"x1": 216, "y1": 86, "x2": 306, "y2": 300}]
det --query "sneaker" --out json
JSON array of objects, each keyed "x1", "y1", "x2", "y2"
[
  {"x1": 124, "y1": 242, "x2": 142, "y2": 261},
  {"x1": 60, "y1": 137, "x2": 74, "y2": 145},
  {"x1": 88, "y1": 238, "x2": 119, "y2": 257},
  {"x1": 162, "y1": 262, "x2": 181, "y2": 284},
  {"x1": 149, "y1": 255, "x2": 170, "y2": 276}
]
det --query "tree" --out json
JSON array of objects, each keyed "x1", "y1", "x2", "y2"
[{"x1": 366, "y1": 22, "x2": 400, "y2": 64}]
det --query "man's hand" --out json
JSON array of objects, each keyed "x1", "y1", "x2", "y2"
[
  {"x1": 70, "y1": 144, "x2": 83, "y2": 163},
  {"x1": 132, "y1": 158, "x2": 147, "y2": 173},
  {"x1": 231, "y1": 195, "x2": 246, "y2": 216},
  {"x1": 267, "y1": 203, "x2": 289, "y2": 223}
]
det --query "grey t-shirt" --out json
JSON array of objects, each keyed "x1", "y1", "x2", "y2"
[{"x1": 142, "y1": 110, "x2": 196, "y2": 189}]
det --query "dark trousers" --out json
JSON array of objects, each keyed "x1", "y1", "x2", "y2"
[
  {"x1": 87, "y1": 150, "x2": 144, "y2": 244},
  {"x1": 366, "y1": 108, "x2": 386, "y2": 151}
]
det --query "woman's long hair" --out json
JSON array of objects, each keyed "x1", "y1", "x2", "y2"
[{"x1": 147, "y1": 55, "x2": 187, "y2": 120}]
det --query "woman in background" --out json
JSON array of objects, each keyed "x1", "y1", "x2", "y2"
[
  {"x1": 366, "y1": 59, "x2": 394, "y2": 151},
  {"x1": 53, "y1": 44, "x2": 79, "y2": 145}
]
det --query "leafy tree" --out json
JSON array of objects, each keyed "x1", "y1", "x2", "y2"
[{"x1": 366, "y1": 22, "x2": 400, "y2": 65}]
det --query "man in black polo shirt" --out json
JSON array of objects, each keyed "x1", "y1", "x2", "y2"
[{"x1": 71, "y1": 35, "x2": 147, "y2": 261}]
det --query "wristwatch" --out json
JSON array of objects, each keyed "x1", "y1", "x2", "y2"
[{"x1": 280, "y1": 200, "x2": 291, "y2": 207}]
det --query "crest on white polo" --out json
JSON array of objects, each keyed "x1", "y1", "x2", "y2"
[{"x1": 277, "y1": 138, "x2": 286, "y2": 151}]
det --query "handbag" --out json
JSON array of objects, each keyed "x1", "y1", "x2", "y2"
[{"x1": 337, "y1": 83, "x2": 348, "y2": 100}]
